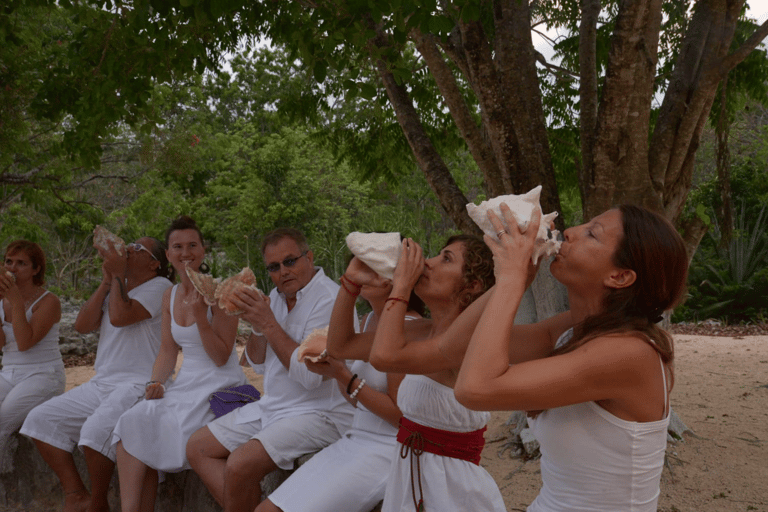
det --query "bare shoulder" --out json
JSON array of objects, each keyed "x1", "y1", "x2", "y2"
[
  {"x1": 576, "y1": 333, "x2": 661, "y2": 369},
  {"x1": 403, "y1": 318, "x2": 433, "y2": 341}
]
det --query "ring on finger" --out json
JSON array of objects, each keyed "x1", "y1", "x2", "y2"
[{"x1": 496, "y1": 229, "x2": 506, "y2": 239}]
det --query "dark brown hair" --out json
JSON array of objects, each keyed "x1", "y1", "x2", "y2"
[
  {"x1": 5, "y1": 240, "x2": 46, "y2": 286},
  {"x1": 164, "y1": 216, "x2": 205, "y2": 282},
  {"x1": 445, "y1": 234, "x2": 495, "y2": 311},
  {"x1": 146, "y1": 237, "x2": 172, "y2": 281},
  {"x1": 556, "y1": 205, "x2": 689, "y2": 364}
]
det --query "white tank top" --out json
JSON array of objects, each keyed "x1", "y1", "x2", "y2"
[
  {"x1": 526, "y1": 329, "x2": 670, "y2": 511},
  {"x1": 1, "y1": 292, "x2": 63, "y2": 367}
]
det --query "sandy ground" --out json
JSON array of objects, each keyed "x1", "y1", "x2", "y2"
[{"x1": 64, "y1": 334, "x2": 768, "y2": 511}]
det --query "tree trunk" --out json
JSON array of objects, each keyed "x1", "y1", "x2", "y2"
[
  {"x1": 369, "y1": 28, "x2": 481, "y2": 235},
  {"x1": 586, "y1": 0, "x2": 663, "y2": 219}
]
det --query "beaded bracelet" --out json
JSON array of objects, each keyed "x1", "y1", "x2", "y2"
[
  {"x1": 385, "y1": 296, "x2": 409, "y2": 306},
  {"x1": 349, "y1": 379, "x2": 366, "y2": 399},
  {"x1": 339, "y1": 275, "x2": 361, "y2": 297},
  {"x1": 346, "y1": 373, "x2": 359, "y2": 395}
]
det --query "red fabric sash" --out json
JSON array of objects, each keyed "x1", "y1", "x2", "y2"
[
  {"x1": 397, "y1": 416, "x2": 487, "y2": 465},
  {"x1": 397, "y1": 417, "x2": 487, "y2": 511}
]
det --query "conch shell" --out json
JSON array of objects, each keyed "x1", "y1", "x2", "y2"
[
  {"x1": 3, "y1": 270, "x2": 15, "y2": 282},
  {"x1": 185, "y1": 266, "x2": 220, "y2": 306},
  {"x1": 296, "y1": 326, "x2": 329, "y2": 363},
  {"x1": 93, "y1": 225, "x2": 126, "y2": 256},
  {"x1": 215, "y1": 268, "x2": 264, "y2": 315},
  {"x1": 345, "y1": 232, "x2": 401, "y2": 280},
  {"x1": 186, "y1": 266, "x2": 265, "y2": 315},
  {"x1": 466, "y1": 185, "x2": 562, "y2": 264}
]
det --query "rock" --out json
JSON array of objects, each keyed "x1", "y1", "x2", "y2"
[
  {"x1": 0, "y1": 433, "x2": 382, "y2": 511},
  {"x1": 519, "y1": 428, "x2": 540, "y2": 457},
  {"x1": 667, "y1": 409, "x2": 695, "y2": 443}
]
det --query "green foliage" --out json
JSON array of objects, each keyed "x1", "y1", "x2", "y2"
[{"x1": 675, "y1": 163, "x2": 768, "y2": 323}]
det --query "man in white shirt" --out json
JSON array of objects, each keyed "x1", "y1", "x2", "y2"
[
  {"x1": 187, "y1": 228, "x2": 355, "y2": 512},
  {"x1": 21, "y1": 236, "x2": 173, "y2": 512}
]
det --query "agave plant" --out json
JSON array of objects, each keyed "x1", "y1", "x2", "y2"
[{"x1": 678, "y1": 201, "x2": 768, "y2": 323}]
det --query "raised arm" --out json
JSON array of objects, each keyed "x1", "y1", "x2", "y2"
[
  {"x1": 190, "y1": 293, "x2": 239, "y2": 367},
  {"x1": 369, "y1": 239, "x2": 446, "y2": 375},
  {"x1": 8, "y1": 292, "x2": 61, "y2": 352},
  {"x1": 326, "y1": 257, "x2": 390, "y2": 361},
  {"x1": 232, "y1": 287, "x2": 297, "y2": 371},
  {"x1": 74, "y1": 264, "x2": 112, "y2": 333},
  {"x1": 456, "y1": 206, "x2": 569, "y2": 409}
]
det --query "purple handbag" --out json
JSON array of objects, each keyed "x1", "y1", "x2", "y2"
[{"x1": 209, "y1": 384, "x2": 261, "y2": 418}]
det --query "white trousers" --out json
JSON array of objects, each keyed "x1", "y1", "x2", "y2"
[{"x1": 0, "y1": 363, "x2": 65, "y2": 471}]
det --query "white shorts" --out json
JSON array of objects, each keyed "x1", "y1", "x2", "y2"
[
  {"x1": 20, "y1": 379, "x2": 144, "y2": 461},
  {"x1": 268, "y1": 429, "x2": 397, "y2": 512},
  {"x1": 207, "y1": 411, "x2": 345, "y2": 471}
]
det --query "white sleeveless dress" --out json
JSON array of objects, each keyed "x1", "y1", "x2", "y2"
[
  {"x1": 112, "y1": 285, "x2": 246, "y2": 472},
  {"x1": 382, "y1": 374, "x2": 506, "y2": 512},
  {"x1": 526, "y1": 328, "x2": 671, "y2": 511}
]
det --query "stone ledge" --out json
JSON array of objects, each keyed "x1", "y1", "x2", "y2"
[{"x1": 0, "y1": 434, "x2": 381, "y2": 511}]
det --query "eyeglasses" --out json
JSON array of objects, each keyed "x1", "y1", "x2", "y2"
[
  {"x1": 265, "y1": 251, "x2": 308, "y2": 273},
  {"x1": 127, "y1": 242, "x2": 159, "y2": 261}
]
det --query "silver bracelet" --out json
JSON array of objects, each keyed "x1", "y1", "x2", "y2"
[
  {"x1": 349, "y1": 379, "x2": 366, "y2": 399},
  {"x1": 251, "y1": 328, "x2": 264, "y2": 337}
]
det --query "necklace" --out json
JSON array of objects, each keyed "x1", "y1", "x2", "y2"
[{"x1": 23, "y1": 288, "x2": 44, "y2": 310}]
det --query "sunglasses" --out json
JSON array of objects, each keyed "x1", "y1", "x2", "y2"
[
  {"x1": 266, "y1": 251, "x2": 308, "y2": 273},
  {"x1": 127, "y1": 242, "x2": 159, "y2": 261}
]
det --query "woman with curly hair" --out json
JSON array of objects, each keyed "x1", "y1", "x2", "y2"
[{"x1": 337, "y1": 234, "x2": 505, "y2": 512}]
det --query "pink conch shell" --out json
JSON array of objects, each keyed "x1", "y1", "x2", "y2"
[
  {"x1": 214, "y1": 268, "x2": 264, "y2": 315},
  {"x1": 297, "y1": 326, "x2": 329, "y2": 363},
  {"x1": 185, "y1": 266, "x2": 220, "y2": 306},
  {"x1": 186, "y1": 267, "x2": 264, "y2": 315},
  {"x1": 466, "y1": 185, "x2": 562, "y2": 264},
  {"x1": 93, "y1": 225, "x2": 126, "y2": 256}
]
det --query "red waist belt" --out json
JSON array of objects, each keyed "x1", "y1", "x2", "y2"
[
  {"x1": 397, "y1": 416, "x2": 487, "y2": 512},
  {"x1": 397, "y1": 416, "x2": 487, "y2": 464}
]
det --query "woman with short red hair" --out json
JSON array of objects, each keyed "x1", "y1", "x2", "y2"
[{"x1": 0, "y1": 240, "x2": 65, "y2": 472}]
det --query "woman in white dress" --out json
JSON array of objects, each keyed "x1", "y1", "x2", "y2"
[
  {"x1": 0, "y1": 240, "x2": 65, "y2": 472},
  {"x1": 455, "y1": 204, "x2": 688, "y2": 511},
  {"x1": 342, "y1": 234, "x2": 504, "y2": 512},
  {"x1": 256, "y1": 257, "x2": 425, "y2": 512},
  {"x1": 113, "y1": 216, "x2": 246, "y2": 512}
]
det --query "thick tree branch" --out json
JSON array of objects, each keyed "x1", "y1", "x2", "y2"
[
  {"x1": 411, "y1": 28, "x2": 506, "y2": 198},
  {"x1": 369, "y1": 27, "x2": 480, "y2": 235},
  {"x1": 578, "y1": 0, "x2": 601, "y2": 215},
  {"x1": 718, "y1": 19, "x2": 768, "y2": 74}
]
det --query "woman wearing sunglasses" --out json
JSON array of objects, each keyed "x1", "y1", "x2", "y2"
[
  {"x1": 0, "y1": 240, "x2": 65, "y2": 473},
  {"x1": 112, "y1": 216, "x2": 246, "y2": 512}
]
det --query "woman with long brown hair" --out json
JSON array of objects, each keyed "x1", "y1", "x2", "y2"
[{"x1": 455, "y1": 204, "x2": 688, "y2": 511}]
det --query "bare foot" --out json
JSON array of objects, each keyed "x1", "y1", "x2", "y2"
[{"x1": 63, "y1": 489, "x2": 90, "y2": 512}]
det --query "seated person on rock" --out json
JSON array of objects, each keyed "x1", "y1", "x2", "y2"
[
  {"x1": 0, "y1": 241, "x2": 66, "y2": 473},
  {"x1": 186, "y1": 228, "x2": 356, "y2": 512},
  {"x1": 20, "y1": 233, "x2": 172, "y2": 512}
]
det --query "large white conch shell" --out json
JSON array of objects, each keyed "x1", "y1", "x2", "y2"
[
  {"x1": 466, "y1": 185, "x2": 562, "y2": 264},
  {"x1": 93, "y1": 225, "x2": 126, "y2": 256},
  {"x1": 345, "y1": 232, "x2": 401, "y2": 280},
  {"x1": 296, "y1": 326, "x2": 329, "y2": 363}
]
